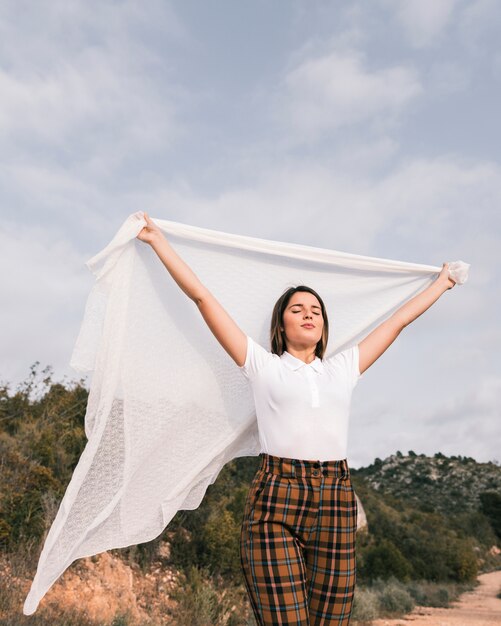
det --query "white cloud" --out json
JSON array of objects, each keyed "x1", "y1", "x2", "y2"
[
  {"x1": 0, "y1": 0, "x2": 190, "y2": 172},
  {"x1": 2, "y1": 151, "x2": 498, "y2": 468},
  {"x1": 0, "y1": 220, "x2": 91, "y2": 388},
  {"x1": 385, "y1": 0, "x2": 458, "y2": 48},
  {"x1": 415, "y1": 375, "x2": 501, "y2": 462},
  {"x1": 351, "y1": 369, "x2": 501, "y2": 467},
  {"x1": 272, "y1": 48, "x2": 422, "y2": 142},
  {"x1": 427, "y1": 61, "x2": 470, "y2": 96},
  {"x1": 458, "y1": 0, "x2": 500, "y2": 54},
  {"x1": 0, "y1": 54, "x2": 180, "y2": 151},
  {"x1": 0, "y1": 0, "x2": 498, "y2": 467}
]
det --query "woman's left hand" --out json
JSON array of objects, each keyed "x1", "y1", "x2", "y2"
[{"x1": 438, "y1": 262, "x2": 457, "y2": 290}]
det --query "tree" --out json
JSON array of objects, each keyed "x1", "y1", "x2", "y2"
[
  {"x1": 362, "y1": 539, "x2": 412, "y2": 582},
  {"x1": 479, "y1": 491, "x2": 501, "y2": 539}
]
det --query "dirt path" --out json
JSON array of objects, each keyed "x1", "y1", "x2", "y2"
[{"x1": 371, "y1": 570, "x2": 501, "y2": 626}]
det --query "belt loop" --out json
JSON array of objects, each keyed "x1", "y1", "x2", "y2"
[{"x1": 283, "y1": 457, "x2": 295, "y2": 478}]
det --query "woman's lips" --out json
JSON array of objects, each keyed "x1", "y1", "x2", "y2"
[{"x1": 301, "y1": 324, "x2": 315, "y2": 329}]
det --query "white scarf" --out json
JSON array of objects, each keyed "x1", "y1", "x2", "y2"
[{"x1": 23, "y1": 211, "x2": 469, "y2": 614}]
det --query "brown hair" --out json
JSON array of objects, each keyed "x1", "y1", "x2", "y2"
[{"x1": 270, "y1": 285, "x2": 329, "y2": 359}]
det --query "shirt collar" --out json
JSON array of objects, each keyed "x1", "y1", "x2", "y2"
[{"x1": 280, "y1": 350, "x2": 324, "y2": 373}]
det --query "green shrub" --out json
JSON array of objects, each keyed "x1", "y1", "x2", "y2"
[
  {"x1": 450, "y1": 511, "x2": 497, "y2": 547},
  {"x1": 479, "y1": 491, "x2": 501, "y2": 539},
  {"x1": 362, "y1": 539, "x2": 412, "y2": 582},
  {"x1": 168, "y1": 564, "x2": 245, "y2": 626},
  {"x1": 0, "y1": 443, "x2": 60, "y2": 549},
  {"x1": 351, "y1": 586, "x2": 379, "y2": 621},
  {"x1": 444, "y1": 538, "x2": 478, "y2": 582},
  {"x1": 109, "y1": 613, "x2": 134, "y2": 626},
  {"x1": 376, "y1": 578, "x2": 415, "y2": 615},
  {"x1": 406, "y1": 580, "x2": 451, "y2": 607},
  {"x1": 204, "y1": 507, "x2": 241, "y2": 577}
]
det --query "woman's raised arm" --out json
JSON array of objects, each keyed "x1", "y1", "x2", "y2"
[
  {"x1": 358, "y1": 262, "x2": 457, "y2": 376},
  {"x1": 137, "y1": 213, "x2": 248, "y2": 367}
]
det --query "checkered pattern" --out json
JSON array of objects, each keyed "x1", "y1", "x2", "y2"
[{"x1": 240, "y1": 453, "x2": 358, "y2": 625}]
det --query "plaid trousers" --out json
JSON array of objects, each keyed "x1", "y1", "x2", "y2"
[{"x1": 240, "y1": 453, "x2": 357, "y2": 626}]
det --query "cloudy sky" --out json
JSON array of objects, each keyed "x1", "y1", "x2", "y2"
[{"x1": 1, "y1": 0, "x2": 499, "y2": 468}]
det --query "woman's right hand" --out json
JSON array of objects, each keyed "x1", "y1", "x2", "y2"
[{"x1": 137, "y1": 212, "x2": 164, "y2": 245}]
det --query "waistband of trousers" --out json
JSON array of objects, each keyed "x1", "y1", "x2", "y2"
[{"x1": 259, "y1": 453, "x2": 350, "y2": 478}]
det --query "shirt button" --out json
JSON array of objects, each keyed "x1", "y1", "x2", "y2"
[{"x1": 312, "y1": 470, "x2": 319, "y2": 476}]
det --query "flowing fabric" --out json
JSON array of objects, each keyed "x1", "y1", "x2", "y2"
[{"x1": 23, "y1": 211, "x2": 470, "y2": 614}]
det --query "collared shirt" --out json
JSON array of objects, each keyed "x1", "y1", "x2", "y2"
[{"x1": 239, "y1": 335, "x2": 363, "y2": 461}]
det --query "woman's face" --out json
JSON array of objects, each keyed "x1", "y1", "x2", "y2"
[{"x1": 281, "y1": 292, "x2": 324, "y2": 349}]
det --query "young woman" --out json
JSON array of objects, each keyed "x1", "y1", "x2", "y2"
[{"x1": 137, "y1": 212, "x2": 456, "y2": 626}]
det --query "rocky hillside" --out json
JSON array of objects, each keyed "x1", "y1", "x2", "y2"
[{"x1": 351, "y1": 451, "x2": 501, "y2": 516}]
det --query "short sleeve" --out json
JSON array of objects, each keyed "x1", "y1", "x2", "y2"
[
  {"x1": 327, "y1": 344, "x2": 363, "y2": 389},
  {"x1": 238, "y1": 335, "x2": 274, "y2": 381}
]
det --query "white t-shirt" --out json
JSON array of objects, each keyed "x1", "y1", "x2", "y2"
[{"x1": 238, "y1": 335, "x2": 363, "y2": 462}]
